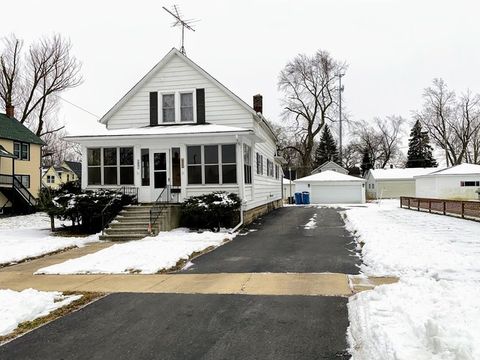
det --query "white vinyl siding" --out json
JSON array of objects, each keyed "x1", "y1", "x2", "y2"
[{"x1": 106, "y1": 54, "x2": 254, "y2": 130}]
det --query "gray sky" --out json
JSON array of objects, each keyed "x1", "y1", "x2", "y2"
[{"x1": 4, "y1": 0, "x2": 480, "y2": 139}]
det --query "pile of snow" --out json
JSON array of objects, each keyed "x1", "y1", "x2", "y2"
[
  {"x1": 304, "y1": 213, "x2": 317, "y2": 229},
  {"x1": 344, "y1": 200, "x2": 480, "y2": 359},
  {"x1": 0, "y1": 289, "x2": 81, "y2": 336},
  {"x1": 0, "y1": 213, "x2": 98, "y2": 266},
  {"x1": 36, "y1": 228, "x2": 236, "y2": 274}
]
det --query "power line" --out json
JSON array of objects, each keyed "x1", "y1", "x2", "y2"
[{"x1": 57, "y1": 96, "x2": 100, "y2": 119}]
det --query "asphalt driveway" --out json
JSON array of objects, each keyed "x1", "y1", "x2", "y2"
[
  {"x1": 185, "y1": 206, "x2": 360, "y2": 274},
  {"x1": 0, "y1": 293, "x2": 350, "y2": 360}
]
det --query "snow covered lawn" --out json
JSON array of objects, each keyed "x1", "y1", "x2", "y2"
[
  {"x1": 36, "y1": 228, "x2": 236, "y2": 274},
  {"x1": 342, "y1": 200, "x2": 480, "y2": 360},
  {"x1": 0, "y1": 289, "x2": 81, "y2": 336},
  {"x1": 0, "y1": 213, "x2": 98, "y2": 266}
]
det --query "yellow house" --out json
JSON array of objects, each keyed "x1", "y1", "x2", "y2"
[
  {"x1": 0, "y1": 111, "x2": 45, "y2": 214},
  {"x1": 42, "y1": 161, "x2": 82, "y2": 189}
]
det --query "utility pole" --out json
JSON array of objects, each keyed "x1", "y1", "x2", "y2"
[{"x1": 337, "y1": 73, "x2": 345, "y2": 165}]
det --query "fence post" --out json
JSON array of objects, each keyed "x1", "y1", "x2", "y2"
[
  {"x1": 443, "y1": 201, "x2": 446, "y2": 215},
  {"x1": 400, "y1": 197, "x2": 403, "y2": 208},
  {"x1": 462, "y1": 202, "x2": 465, "y2": 218},
  {"x1": 429, "y1": 200, "x2": 431, "y2": 213},
  {"x1": 417, "y1": 199, "x2": 420, "y2": 211},
  {"x1": 408, "y1": 198, "x2": 410, "y2": 209}
]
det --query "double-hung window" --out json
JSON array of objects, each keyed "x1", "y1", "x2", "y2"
[
  {"x1": 187, "y1": 146, "x2": 202, "y2": 184},
  {"x1": 103, "y1": 148, "x2": 117, "y2": 185},
  {"x1": 162, "y1": 94, "x2": 175, "y2": 122},
  {"x1": 15, "y1": 175, "x2": 30, "y2": 188},
  {"x1": 256, "y1": 153, "x2": 263, "y2": 175},
  {"x1": 119, "y1": 147, "x2": 134, "y2": 185},
  {"x1": 180, "y1": 93, "x2": 194, "y2": 122},
  {"x1": 221, "y1": 145, "x2": 237, "y2": 183},
  {"x1": 13, "y1": 142, "x2": 29, "y2": 160},
  {"x1": 266, "y1": 159, "x2": 273, "y2": 177},
  {"x1": 87, "y1": 147, "x2": 134, "y2": 186},
  {"x1": 244, "y1": 144, "x2": 252, "y2": 184},
  {"x1": 204, "y1": 145, "x2": 219, "y2": 184},
  {"x1": 87, "y1": 148, "x2": 101, "y2": 185}
]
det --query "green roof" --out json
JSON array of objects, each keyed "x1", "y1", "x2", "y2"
[{"x1": 0, "y1": 113, "x2": 45, "y2": 145}]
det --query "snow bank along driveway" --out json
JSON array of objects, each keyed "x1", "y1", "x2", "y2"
[
  {"x1": 343, "y1": 200, "x2": 480, "y2": 360},
  {"x1": 37, "y1": 228, "x2": 236, "y2": 274},
  {"x1": 0, "y1": 289, "x2": 81, "y2": 336},
  {"x1": 0, "y1": 213, "x2": 98, "y2": 266}
]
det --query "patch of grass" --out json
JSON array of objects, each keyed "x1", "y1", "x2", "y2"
[{"x1": 0, "y1": 291, "x2": 104, "y2": 344}]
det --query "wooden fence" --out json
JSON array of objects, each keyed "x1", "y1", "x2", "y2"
[{"x1": 400, "y1": 196, "x2": 480, "y2": 221}]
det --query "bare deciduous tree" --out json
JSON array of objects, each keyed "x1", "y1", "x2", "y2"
[
  {"x1": 0, "y1": 34, "x2": 82, "y2": 137},
  {"x1": 414, "y1": 79, "x2": 480, "y2": 166},
  {"x1": 278, "y1": 50, "x2": 346, "y2": 176}
]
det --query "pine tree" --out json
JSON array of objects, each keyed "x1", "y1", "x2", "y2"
[
  {"x1": 360, "y1": 148, "x2": 373, "y2": 176},
  {"x1": 314, "y1": 124, "x2": 339, "y2": 168},
  {"x1": 406, "y1": 120, "x2": 438, "y2": 168}
]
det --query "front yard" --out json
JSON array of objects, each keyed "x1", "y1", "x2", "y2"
[{"x1": 342, "y1": 200, "x2": 480, "y2": 359}]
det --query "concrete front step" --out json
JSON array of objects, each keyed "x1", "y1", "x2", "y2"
[
  {"x1": 104, "y1": 227, "x2": 149, "y2": 234},
  {"x1": 110, "y1": 222, "x2": 151, "y2": 228},
  {"x1": 99, "y1": 234, "x2": 150, "y2": 241}
]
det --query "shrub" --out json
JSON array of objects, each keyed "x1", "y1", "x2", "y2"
[
  {"x1": 39, "y1": 182, "x2": 136, "y2": 233},
  {"x1": 181, "y1": 192, "x2": 242, "y2": 232}
]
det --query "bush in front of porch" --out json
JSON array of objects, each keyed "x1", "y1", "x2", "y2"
[{"x1": 180, "y1": 192, "x2": 241, "y2": 232}]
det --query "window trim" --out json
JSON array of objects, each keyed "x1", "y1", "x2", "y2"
[
  {"x1": 13, "y1": 141, "x2": 30, "y2": 161},
  {"x1": 159, "y1": 89, "x2": 197, "y2": 124},
  {"x1": 86, "y1": 147, "x2": 135, "y2": 186},
  {"x1": 15, "y1": 174, "x2": 30, "y2": 188},
  {"x1": 187, "y1": 144, "x2": 237, "y2": 185}
]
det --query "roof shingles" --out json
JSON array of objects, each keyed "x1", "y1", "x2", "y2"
[{"x1": 0, "y1": 113, "x2": 45, "y2": 145}]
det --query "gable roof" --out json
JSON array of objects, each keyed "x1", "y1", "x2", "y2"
[
  {"x1": 63, "y1": 161, "x2": 82, "y2": 177},
  {"x1": 295, "y1": 170, "x2": 365, "y2": 183},
  {"x1": 0, "y1": 113, "x2": 45, "y2": 145},
  {"x1": 312, "y1": 161, "x2": 348, "y2": 174},
  {"x1": 368, "y1": 167, "x2": 437, "y2": 180},
  {"x1": 98, "y1": 48, "x2": 277, "y2": 141},
  {"x1": 415, "y1": 163, "x2": 480, "y2": 177}
]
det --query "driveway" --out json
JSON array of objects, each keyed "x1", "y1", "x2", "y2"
[
  {"x1": 0, "y1": 293, "x2": 350, "y2": 360},
  {"x1": 186, "y1": 206, "x2": 360, "y2": 274},
  {"x1": 0, "y1": 206, "x2": 358, "y2": 359}
]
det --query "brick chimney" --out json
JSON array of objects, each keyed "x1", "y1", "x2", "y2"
[
  {"x1": 253, "y1": 94, "x2": 263, "y2": 114},
  {"x1": 5, "y1": 104, "x2": 14, "y2": 118}
]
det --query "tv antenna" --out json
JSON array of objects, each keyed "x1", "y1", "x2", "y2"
[{"x1": 162, "y1": 5, "x2": 198, "y2": 55}]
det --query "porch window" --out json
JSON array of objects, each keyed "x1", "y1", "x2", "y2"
[
  {"x1": 222, "y1": 145, "x2": 236, "y2": 184},
  {"x1": 87, "y1": 148, "x2": 101, "y2": 185},
  {"x1": 162, "y1": 94, "x2": 175, "y2": 122},
  {"x1": 187, "y1": 146, "x2": 202, "y2": 184},
  {"x1": 244, "y1": 144, "x2": 252, "y2": 184},
  {"x1": 180, "y1": 93, "x2": 194, "y2": 122},
  {"x1": 119, "y1": 147, "x2": 134, "y2": 185},
  {"x1": 204, "y1": 145, "x2": 219, "y2": 184},
  {"x1": 103, "y1": 148, "x2": 117, "y2": 185}
]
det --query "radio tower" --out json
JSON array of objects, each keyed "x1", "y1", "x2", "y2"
[{"x1": 162, "y1": 5, "x2": 198, "y2": 55}]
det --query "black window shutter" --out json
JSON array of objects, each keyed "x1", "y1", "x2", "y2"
[
  {"x1": 149, "y1": 92, "x2": 158, "y2": 126},
  {"x1": 196, "y1": 88, "x2": 205, "y2": 124}
]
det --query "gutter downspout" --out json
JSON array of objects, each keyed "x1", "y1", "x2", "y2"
[{"x1": 230, "y1": 201, "x2": 245, "y2": 234}]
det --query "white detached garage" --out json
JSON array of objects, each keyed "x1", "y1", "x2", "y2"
[{"x1": 295, "y1": 170, "x2": 366, "y2": 204}]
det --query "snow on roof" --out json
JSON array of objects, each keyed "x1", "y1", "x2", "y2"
[
  {"x1": 295, "y1": 170, "x2": 365, "y2": 183},
  {"x1": 283, "y1": 178, "x2": 294, "y2": 184},
  {"x1": 418, "y1": 163, "x2": 480, "y2": 177},
  {"x1": 65, "y1": 124, "x2": 253, "y2": 139},
  {"x1": 369, "y1": 168, "x2": 437, "y2": 180}
]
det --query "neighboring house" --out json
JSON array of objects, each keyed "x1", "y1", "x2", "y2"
[
  {"x1": 311, "y1": 161, "x2": 348, "y2": 175},
  {"x1": 365, "y1": 168, "x2": 437, "y2": 199},
  {"x1": 42, "y1": 161, "x2": 82, "y2": 189},
  {"x1": 415, "y1": 163, "x2": 480, "y2": 200},
  {"x1": 66, "y1": 48, "x2": 284, "y2": 223},
  {"x1": 0, "y1": 109, "x2": 45, "y2": 213},
  {"x1": 295, "y1": 170, "x2": 366, "y2": 204}
]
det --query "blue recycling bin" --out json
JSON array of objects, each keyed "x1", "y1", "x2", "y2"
[
  {"x1": 294, "y1": 192, "x2": 303, "y2": 205},
  {"x1": 302, "y1": 191, "x2": 310, "y2": 205}
]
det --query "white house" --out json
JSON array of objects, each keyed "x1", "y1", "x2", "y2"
[
  {"x1": 415, "y1": 163, "x2": 480, "y2": 200},
  {"x1": 311, "y1": 160, "x2": 348, "y2": 175},
  {"x1": 365, "y1": 168, "x2": 437, "y2": 199},
  {"x1": 295, "y1": 170, "x2": 366, "y2": 204},
  {"x1": 66, "y1": 48, "x2": 284, "y2": 221}
]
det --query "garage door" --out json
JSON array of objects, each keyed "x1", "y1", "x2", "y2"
[{"x1": 310, "y1": 184, "x2": 362, "y2": 204}]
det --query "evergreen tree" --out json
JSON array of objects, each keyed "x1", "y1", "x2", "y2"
[
  {"x1": 360, "y1": 148, "x2": 373, "y2": 176},
  {"x1": 406, "y1": 120, "x2": 438, "y2": 168},
  {"x1": 314, "y1": 124, "x2": 339, "y2": 168}
]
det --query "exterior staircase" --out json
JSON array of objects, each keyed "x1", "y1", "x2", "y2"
[{"x1": 99, "y1": 204, "x2": 181, "y2": 241}]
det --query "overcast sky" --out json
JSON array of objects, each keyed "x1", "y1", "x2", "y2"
[{"x1": 3, "y1": 0, "x2": 480, "y2": 140}]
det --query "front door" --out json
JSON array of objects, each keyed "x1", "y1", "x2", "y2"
[{"x1": 151, "y1": 150, "x2": 170, "y2": 201}]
